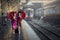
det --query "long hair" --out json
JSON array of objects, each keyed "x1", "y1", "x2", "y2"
[{"x1": 8, "y1": 11, "x2": 16, "y2": 20}]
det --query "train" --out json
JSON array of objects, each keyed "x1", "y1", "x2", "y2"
[{"x1": 42, "y1": 1, "x2": 60, "y2": 26}]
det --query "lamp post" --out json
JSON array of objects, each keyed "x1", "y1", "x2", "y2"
[{"x1": 7, "y1": 0, "x2": 9, "y2": 12}]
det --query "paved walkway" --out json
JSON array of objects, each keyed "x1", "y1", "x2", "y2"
[{"x1": 22, "y1": 20, "x2": 41, "y2": 40}]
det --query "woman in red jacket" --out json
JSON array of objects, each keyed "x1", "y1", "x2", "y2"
[
  {"x1": 17, "y1": 10, "x2": 26, "y2": 34},
  {"x1": 8, "y1": 11, "x2": 17, "y2": 34}
]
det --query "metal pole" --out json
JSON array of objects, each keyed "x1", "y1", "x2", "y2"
[{"x1": 1, "y1": 0, "x2": 3, "y2": 25}]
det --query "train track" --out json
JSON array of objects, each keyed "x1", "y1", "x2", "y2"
[
  {"x1": 27, "y1": 21, "x2": 60, "y2": 40},
  {"x1": 33, "y1": 21, "x2": 60, "y2": 37}
]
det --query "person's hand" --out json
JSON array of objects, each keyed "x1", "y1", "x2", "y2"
[{"x1": 19, "y1": 13, "x2": 22, "y2": 18}]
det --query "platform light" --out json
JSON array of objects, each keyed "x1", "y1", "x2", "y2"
[
  {"x1": 19, "y1": 3, "x2": 22, "y2": 5},
  {"x1": 26, "y1": 1, "x2": 33, "y2": 5},
  {"x1": 20, "y1": 0, "x2": 26, "y2": 3},
  {"x1": 20, "y1": 6, "x2": 23, "y2": 10}
]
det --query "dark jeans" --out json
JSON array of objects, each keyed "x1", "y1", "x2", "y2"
[
  {"x1": 15, "y1": 22, "x2": 21, "y2": 33},
  {"x1": 17, "y1": 22, "x2": 21, "y2": 27}
]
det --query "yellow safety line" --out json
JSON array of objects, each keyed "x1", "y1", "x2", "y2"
[
  {"x1": 21, "y1": 21, "x2": 29, "y2": 40},
  {"x1": 22, "y1": 27, "x2": 29, "y2": 40}
]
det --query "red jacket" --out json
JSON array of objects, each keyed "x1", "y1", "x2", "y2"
[
  {"x1": 17, "y1": 11, "x2": 26, "y2": 23},
  {"x1": 7, "y1": 11, "x2": 16, "y2": 20},
  {"x1": 7, "y1": 11, "x2": 26, "y2": 23}
]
